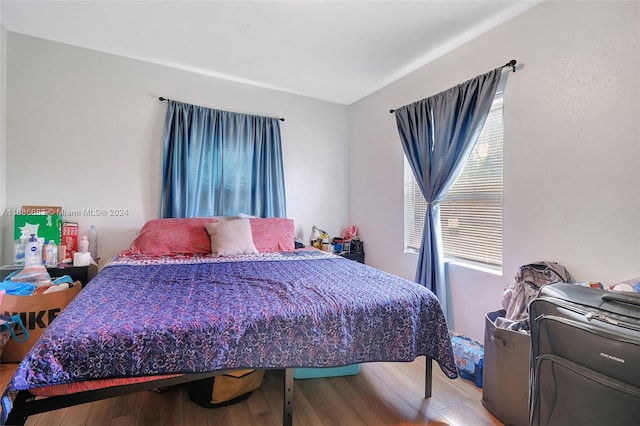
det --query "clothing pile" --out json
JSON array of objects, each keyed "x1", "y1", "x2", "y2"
[
  {"x1": 499, "y1": 261, "x2": 574, "y2": 332},
  {"x1": 0, "y1": 265, "x2": 74, "y2": 296}
]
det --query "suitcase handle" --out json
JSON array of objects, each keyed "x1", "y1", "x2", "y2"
[{"x1": 602, "y1": 291, "x2": 640, "y2": 306}]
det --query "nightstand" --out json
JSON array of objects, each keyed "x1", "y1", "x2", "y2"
[
  {"x1": 0, "y1": 264, "x2": 98, "y2": 286},
  {"x1": 339, "y1": 252, "x2": 365, "y2": 264},
  {"x1": 46, "y1": 264, "x2": 98, "y2": 286}
]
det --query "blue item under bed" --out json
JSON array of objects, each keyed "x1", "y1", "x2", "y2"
[{"x1": 294, "y1": 364, "x2": 361, "y2": 379}]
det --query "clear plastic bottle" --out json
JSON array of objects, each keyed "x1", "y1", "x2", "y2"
[
  {"x1": 13, "y1": 233, "x2": 27, "y2": 265},
  {"x1": 24, "y1": 234, "x2": 41, "y2": 266},
  {"x1": 45, "y1": 240, "x2": 58, "y2": 267},
  {"x1": 78, "y1": 235, "x2": 89, "y2": 253},
  {"x1": 37, "y1": 238, "x2": 45, "y2": 263},
  {"x1": 88, "y1": 224, "x2": 98, "y2": 261}
]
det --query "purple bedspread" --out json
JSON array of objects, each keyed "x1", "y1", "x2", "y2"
[{"x1": 8, "y1": 251, "x2": 457, "y2": 391}]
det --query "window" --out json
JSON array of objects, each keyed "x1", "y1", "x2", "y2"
[
  {"x1": 404, "y1": 94, "x2": 503, "y2": 268},
  {"x1": 161, "y1": 101, "x2": 286, "y2": 219}
]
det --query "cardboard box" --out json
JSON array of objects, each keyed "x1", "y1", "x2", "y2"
[
  {"x1": 0, "y1": 283, "x2": 81, "y2": 362},
  {"x1": 61, "y1": 222, "x2": 79, "y2": 261},
  {"x1": 14, "y1": 214, "x2": 62, "y2": 245}
]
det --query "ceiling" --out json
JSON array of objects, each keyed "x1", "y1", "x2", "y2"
[{"x1": 0, "y1": 0, "x2": 539, "y2": 105}]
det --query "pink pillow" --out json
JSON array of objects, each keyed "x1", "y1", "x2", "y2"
[
  {"x1": 249, "y1": 218, "x2": 295, "y2": 252},
  {"x1": 130, "y1": 218, "x2": 218, "y2": 256},
  {"x1": 205, "y1": 220, "x2": 259, "y2": 257}
]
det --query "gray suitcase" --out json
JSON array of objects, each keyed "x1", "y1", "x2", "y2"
[{"x1": 529, "y1": 283, "x2": 640, "y2": 426}]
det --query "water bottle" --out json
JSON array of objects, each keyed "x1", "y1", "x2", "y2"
[
  {"x1": 45, "y1": 240, "x2": 58, "y2": 267},
  {"x1": 88, "y1": 224, "x2": 98, "y2": 261},
  {"x1": 24, "y1": 234, "x2": 41, "y2": 266},
  {"x1": 79, "y1": 235, "x2": 89, "y2": 253},
  {"x1": 37, "y1": 238, "x2": 45, "y2": 264}
]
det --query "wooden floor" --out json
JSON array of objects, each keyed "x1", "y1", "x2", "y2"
[{"x1": 1, "y1": 359, "x2": 503, "y2": 426}]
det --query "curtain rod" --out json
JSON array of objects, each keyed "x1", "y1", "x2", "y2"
[
  {"x1": 388, "y1": 59, "x2": 517, "y2": 114},
  {"x1": 158, "y1": 97, "x2": 285, "y2": 122}
]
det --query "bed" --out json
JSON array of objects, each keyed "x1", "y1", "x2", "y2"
[{"x1": 1, "y1": 217, "x2": 458, "y2": 425}]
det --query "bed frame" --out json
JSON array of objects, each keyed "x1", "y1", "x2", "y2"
[{"x1": 5, "y1": 357, "x2": 433, "y2": 426}]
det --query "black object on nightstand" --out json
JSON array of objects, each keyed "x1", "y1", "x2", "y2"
[
  {"x1": 339, "y1": 252, "x2": 365, "y2": 264},
  {"x1": 0, "y1": 264, "x2": 98, "y2": 286}
]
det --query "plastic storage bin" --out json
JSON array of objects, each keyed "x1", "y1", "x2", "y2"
[{"x1": 293, "y1": 364, "x2": 361, "y2": 379}]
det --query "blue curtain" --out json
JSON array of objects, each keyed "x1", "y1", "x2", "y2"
[
  {"x1": 395, "y1": 68, "x2": 502, "y2": 314},
  {"x1": 161, "y1": 100, "x2": 287, "y2": 218}
]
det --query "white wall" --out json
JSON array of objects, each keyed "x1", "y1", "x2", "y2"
[
  {"x1": 0, "y1": 12, "x2": 7, "y2": 237},
  {"x1": 3, "y1": 33, "x2": 349, "y2": 264},
  {"x1": 349, "y1": 1, "x2": 640, "y2": 341}
]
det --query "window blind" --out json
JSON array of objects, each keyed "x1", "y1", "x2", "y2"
[{"x1": 405, "y1": 95, "x2": 503, "y2": 267}]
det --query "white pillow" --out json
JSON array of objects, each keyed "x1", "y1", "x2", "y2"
[{"x1": 205, "y1": 219, "x2": 258, "y2": 257}]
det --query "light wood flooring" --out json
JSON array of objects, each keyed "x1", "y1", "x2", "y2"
[{"x1": 0, "y1": 358, "x2": 503, "y2": 426}]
